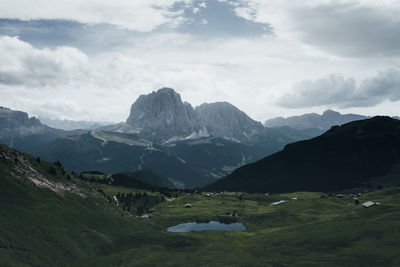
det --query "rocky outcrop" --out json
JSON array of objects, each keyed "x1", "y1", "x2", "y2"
[
  {"x1": 124, "y1": 88, "x2": 201, "y2": 141},
  {"x1": 0, "y1": 107, "x2": 46, "y2": 138},
  {"x1": 196, "y1": 102, "x2": 266, "y2": 142},
  {"x1": 123, "y1": 88, "x2": 275, "y2": 143}
]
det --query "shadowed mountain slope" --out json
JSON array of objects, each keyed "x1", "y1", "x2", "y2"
[{"x1": 206, "y1": 116, "x2": 400, "y2": 193}]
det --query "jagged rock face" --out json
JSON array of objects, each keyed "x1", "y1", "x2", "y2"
[
  {"x1": 123, "y1": 88, "x2": 291, "y2": 144},
  {"x1": 125, "y1": 88, "x2": 200, "y2": 141},
  {"x1": 196, "y1": 102, "x2": 265, "y2": 142},
  {"x1": 0, "y1": 107, "x2": 44, "y2": 137},
  {"x1": 124, "y1": 89, "x2": 271, "y2": 143},
  {"x1": 265, "y1": 110, "x2": 368, "y2": 130},
  {"x1": 0, "y1": 107, "x2": 66, "y2": 153}
]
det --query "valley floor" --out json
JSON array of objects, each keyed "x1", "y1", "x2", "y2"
[{"x1": 1, "y1": 174, "x2": 400, "y2": 266}]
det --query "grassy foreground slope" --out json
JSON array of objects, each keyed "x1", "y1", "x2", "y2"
[{"x1": 1, "y1": 144, "x2": 400, "y2": 266}]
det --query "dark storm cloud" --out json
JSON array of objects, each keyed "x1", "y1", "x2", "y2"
[{"x1": 278, "y1": 69, "x2": 400, "y2": 108}]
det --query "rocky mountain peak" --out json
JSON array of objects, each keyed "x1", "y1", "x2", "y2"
[
  {"x1": 0, "y1": 107, "x2": 42, "y2": 130},
  {"x1": 123, "y1": 88, "x2": 278, "y2": 143},
  {"x1": 196, "y1": 102, "x2": 265, "y2": 141},
  {"x1": 124, "y1": 88, "x2": 200, "y2": 141}
]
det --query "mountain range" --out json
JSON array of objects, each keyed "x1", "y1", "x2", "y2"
[
  {"x1": 121, "y1": 87, "x2": 275, "y2": 144},
  {"x1": 206, "y1": 116, "x2": 400, "y2": 193},
  {"x1": 38, "y1": 117, "x2": 112, "y2": 131},
  {"x1": 265, "y1": 110, "x2": 368, "y2": 130},
  {"x1": 0, "y1": 89, "x2": 294, "y2": 188},
  {"x1": 0, "y1": 106, "x2": 74, "y2": 153},
  {"x1": 39, "y1": 130, "x2": 269, "y2": 187},
  {"x1": 2, "y1": 88, "x2": 399, "y2": 189}
]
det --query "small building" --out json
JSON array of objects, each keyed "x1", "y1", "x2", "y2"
[
  {"x1": 185, "y1": 203, "x2": 192, "y2": 208},
  {"x1": 271, "y1": 200, "x2": 286, "y2": 205},
  {"x1": 336, "y1": 194, "x2": 344, "y2": 198},
  {"x1": 362, "y1": 201, "x2": 375, "y2": 208},
  {"x1": 292, "y1": 197, "x2": 298, "y2": 200}
]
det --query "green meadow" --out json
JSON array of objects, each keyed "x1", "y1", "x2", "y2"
[
  {"x1": 2, "y1": 174, "x2": 400, "y2": 266},
  {"x1": 1, "y1": 145, "x2": 400, "y2": 266}
]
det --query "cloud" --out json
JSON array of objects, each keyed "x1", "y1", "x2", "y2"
[
  {"x1": 0, "y1": 29, "x2": 398, "y2": 122},
  {"x1": 199, "y1": 2, "x2": 207, "y2": 8},
  {"x1": 0, "y1": 36, "x2": 89, "y2": 86},
  {"x1": 277, "y1": 69, "x2": 400, "y2": 108},
  {"x1": 0, "y1": 33, "x2": 316, "y2": 122},
  {"x1": 0, "y1": 0, "x2": 187, "y2": 32},
  {"x1": 232, "y1": 0, "x2": 400, "y2": 57}
]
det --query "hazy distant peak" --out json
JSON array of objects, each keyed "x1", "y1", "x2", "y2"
[
  {"x1": 322, "y1": 109, "x2": 340, "y2": 116},
  {"x1": 265, "y1": 110, "x2": 368, "y2": 130},
  {"x1": 38, "y1": 117, "x2": 112, "y2": 131}
]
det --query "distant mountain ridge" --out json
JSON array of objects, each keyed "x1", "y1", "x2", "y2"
[
  {"x1": 265, "y1": 110, "x2": 368, "y2": 130},
  {"x1": 0, "y1": 107, "x2": 71, "y2": 153},
  {"x1": 206, "y1": 116, "x2": 400, "y2": 193},
  {"x1": 0, "y1": 106, "x2": 45, "y2": 136},
  {"x1": 38, "y1": 130, "x2": 273, "y2": 188},
  {"x1": 0, "y1": 103, "x2": 293, "y2": 188},
  {"x1": 38, "y1": 117, "x2": 113, "y2": 131}
]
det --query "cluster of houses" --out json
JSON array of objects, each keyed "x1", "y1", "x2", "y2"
[
  {"x1": 335, "y1": 192, "x2": 381, "y2": 208},
  {"x1": 268, "y1": 192, "x2": 381, "y2": 208}
]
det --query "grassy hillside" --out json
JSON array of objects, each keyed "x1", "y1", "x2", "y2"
[
  {"x1": 1, "y1": 144, "x2": 400, "y2": 266},
  {"x1": 38, "y1": 131, "x2": 275, "y2": 188},
  {"x1": 81, "y1": 169, "x2": 178, "y2": 189},
  {"x1": 206, "y1": 116, "x2": 400, "y2": 193}
]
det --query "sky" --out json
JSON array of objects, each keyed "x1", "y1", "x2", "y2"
[{"x1": 0, "y1": 0, "x2": 400, "y2": 123}]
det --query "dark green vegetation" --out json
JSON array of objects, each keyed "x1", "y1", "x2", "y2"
[
  {"x1": 0, "y1": 105, "x2": 297, "y2": 189},
  {"x1": 81, "y1": 169, "x2": 177, "y2": 189},
  {"x1": 1, "y1": 144, "x2": 400, "y2": 266},
  {"x1": 271, "y1": 126, "x2": 324, "y2": 140},
  {"x1": 37, "y1": 131, "x2": 282, "y2": 188},
  {"x1": 207, "y1": 116, "x2": 400, "y2": 193}
]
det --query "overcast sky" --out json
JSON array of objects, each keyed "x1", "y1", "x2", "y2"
[{"x1": 1, "y1": 0, "x2": 399, "y2": 122}]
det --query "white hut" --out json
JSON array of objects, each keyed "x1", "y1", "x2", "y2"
[
  {"x1": 271, "y1": 200, "x2": 286, "y2": 205},
  {"x1": 362, "y1": 201, "x2": 375, "y2": 208}
]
